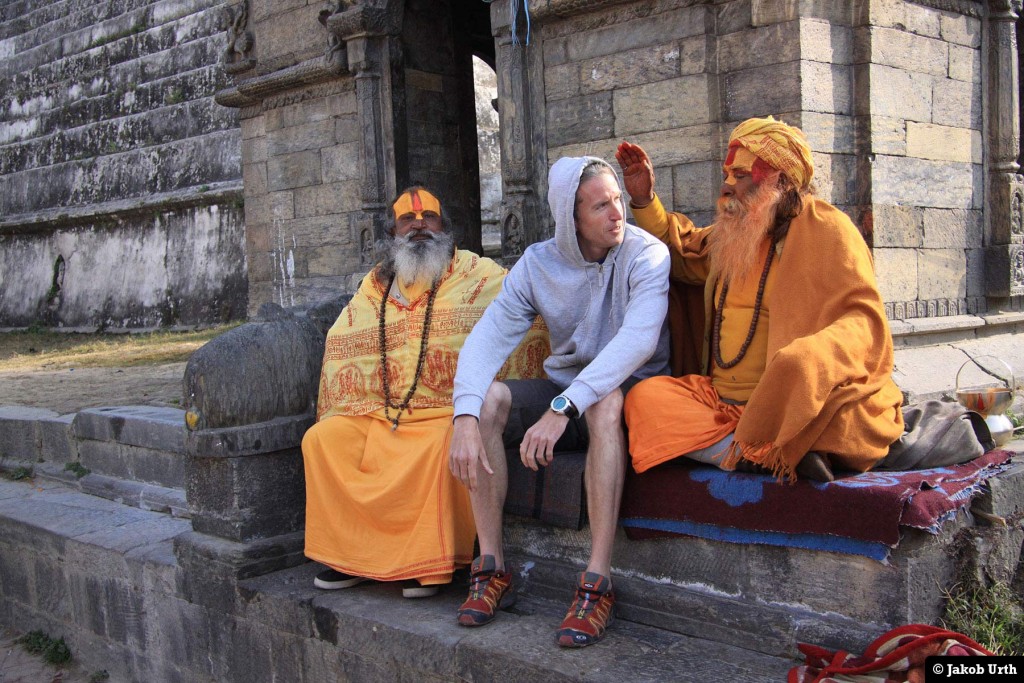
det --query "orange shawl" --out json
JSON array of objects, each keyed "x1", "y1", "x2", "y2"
[{"x1": 633, "y1": 196, "x2": 905, "y2": 478}]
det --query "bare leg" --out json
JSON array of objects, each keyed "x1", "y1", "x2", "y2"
[
  {"x1": 582, "y1": 390, "x2": 627, "y2": 581},
  {"x1": 468, "y1": 381, "x2": 512, "y2": 570}
]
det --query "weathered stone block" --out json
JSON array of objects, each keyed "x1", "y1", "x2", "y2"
[
  {"x1": 906, "y1": 122, "x2": 981, "y2": 164},
  {"x1": 932, "y1": 77, "x2": 981, "y2": 129},
  {"x1": 922, "y1": 208, "x2": 982, "y2": 249},
  {"x1": 724, "y1": 60, "x2": 801, "y2": 120},
  {"x1": 869, "y1": 26, "x2": 947, "y2": 77},
  {"x1": 939, "y1": 13, "x2": 981, "y2": 48},
  {"x1": 266, "y1": 119, "x2": 335, "y2": 158},
  {"x1": 802, "y1": 60, "x2": 851, "y2": 115},
  {"x1": 320, "y1": 141, "x2": 361, "y2": 184},
  {"x1": 871, "y1": 156, "x2": 974, "y2": 210},
  {"x1": 810, "y1": 152, "x2": 855, "y2": 205},
  {"x1": 717, "y1": 0, "x2": 753, "y2": 35},
  {"x1": 267, "y1": 150, "x2": 321, "y2": 191},
  {"x1": 240, "y1": 115, "x2": 265, "y2": 141},
  {"x1": 557, "y1": 5, "x2": 706, "y2": 65},
  {"x1": 947, "y1": 43, "x2": 980, "y2": 83},
  {"x1": 868, "y1": 64, "x2": 932, "y2": 122},
  {"x1": 614, "y1": 74, "x2": 711, "y2": 136},
  {"x1": 798, "y1": 112, "x2": 854, "y2": 154},
  {"x1": 966, "y1": 248, "x2": 985, "y2": 298},
  {"x1": 752, "y1": 0, "x2": 850, "y2": 26},
  {"x1": 545, "y1": 61, "x2": 580, "y2": 101},
  {"x1": 865, "y1": 116, "x2": 907, "y2": 156},
  {"x1": 867, "y1": 0, "x2": 940, "y2": 38},
  {"x1": 270, "y1": 190, "x2": 295, "y2": 221},
  {"x1": 333, "y1": 115, "x2": 360, "y2": 145},
  {"x1": 545, "y1": 91, "x2": 613, "y2": 147},
  {"x1": 801, "y1": 19, "x2": 852, "y2": 64},
  {"x1": 918, "y1": 249, "x2": 967, "y2": 301},
  {"x1": 871, "y1": 204, "x2": 922, "y2": 248},
  {"x1": 974, "y1": 463, "x2": 1024, "y2": 519},
  {"x1": 73, "y1": 407, "x2": 187, "y2": 453},
  {"x1": 293, "y1": 181, "x2": 360, "y2": 219},
  {"x1": 279, "y1": 216, "x2": 351, "y2": 249},
  {"x1": 0, "y1": 406, "x2": 56, "y2": 461},
  {"x1": 581, "y1": 39, "x2": 700, "y2": 96},
  {"x1": 719, "y1": 21, "x2": 800, "y2": 73},
  {"x1": 38, "y1": 413, "x2": 77, "y2": 466},
  {"x1": 670, "y1": 160, "x2": 718, "y2": 214},
  {"x1": 874, "y1": 247, "x2": 918, "y2": 303},
  {"x1": 242, "y1": 136, "x2": 268, "y2": 166},
  {"x1": 242, "y1": 161, "x2": 268, "y2": 198}
]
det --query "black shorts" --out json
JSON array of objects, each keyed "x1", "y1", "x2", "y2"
[{"x1": 500, "y1": 377, "x2": 641, "y2": 451}]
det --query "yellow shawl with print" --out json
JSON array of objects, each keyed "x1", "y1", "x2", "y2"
[{"x1": 317, "y1": 249, "x2": 549, "y2": 420}]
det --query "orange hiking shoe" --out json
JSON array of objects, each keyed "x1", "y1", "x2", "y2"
[
  {"x1": 556, "y1": 572, "x2": 615, "y2": 647},
  {"x1": 456, "y1": 555, "x2": 516, "y2": 627}
]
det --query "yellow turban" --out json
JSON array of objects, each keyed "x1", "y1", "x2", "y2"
[{"x1": 728, "y1": 116, "x2": 814, "y2": 190}]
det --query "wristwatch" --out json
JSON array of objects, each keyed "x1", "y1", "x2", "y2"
[{"x1": 550, "y1": 395, "x2": 578, "y2": 419}]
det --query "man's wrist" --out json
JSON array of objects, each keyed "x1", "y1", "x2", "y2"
[
  {"x1": 629, "y1": 196, "x2": 654, "y2": 209},
  {"x1": 453, "y1": 414, "x2": 479, "y2": 425}
]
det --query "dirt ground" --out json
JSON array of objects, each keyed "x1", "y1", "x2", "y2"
[{"x1": 0, "y1": 363, "x2": 186, "y2": 416}]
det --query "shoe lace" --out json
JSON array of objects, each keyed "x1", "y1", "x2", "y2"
[
  {"x1": 469, "y1": 572, "x2": 495, "y2": 600},
  {"x1": 573, "y1": 588, "x2": 602, "y2": 618}
]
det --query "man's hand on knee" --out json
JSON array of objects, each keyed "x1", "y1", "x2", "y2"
[
  {"x1": 520, "y1": 412, "x2": 569, "y2": 471},
  {"x1": 450, "y1": 415, "x2": 493, "y2": 491}
]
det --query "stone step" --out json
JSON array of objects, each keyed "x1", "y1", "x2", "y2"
[
  {"x1": 72, "y1": 406, "x2": 188, "y2": 490},
  {"x1": 0, "y1": 476, "x2": 797, "y2": 682}
]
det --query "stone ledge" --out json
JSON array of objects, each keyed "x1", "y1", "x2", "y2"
[
  {"x1": 0, "y1": 181, "x2": 243, "y2": 233},
  {"x1": 74, "y1": 406, "x2": 187, "y2": 453}
]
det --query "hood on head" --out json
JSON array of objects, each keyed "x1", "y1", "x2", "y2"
[{"x1": 547, "y1": 155, "x2": 622, "y2": 264}]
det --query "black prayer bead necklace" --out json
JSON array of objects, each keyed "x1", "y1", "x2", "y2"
[{"x1": 378, "y1": 273, "x2": 440, "y2": 430}]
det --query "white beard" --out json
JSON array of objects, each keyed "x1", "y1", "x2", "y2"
[{"x1": 389, "y1": 229, "x2": 454, "y2": 287}]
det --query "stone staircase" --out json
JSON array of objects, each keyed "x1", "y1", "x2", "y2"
[{"x1": 1, "y1": 393, "x2": 1022, "y2": 680}]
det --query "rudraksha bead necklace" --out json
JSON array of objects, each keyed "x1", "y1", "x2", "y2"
[
  {"x1": 712, "y1": 242, "x2": 776, "y2": 370},
  {"x1": 378, "y1": 272, "x2": 440, "y2": 430}
]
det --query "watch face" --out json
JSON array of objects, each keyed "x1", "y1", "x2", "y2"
[{"x1": 551, "y1": 396, "x2": 569, "y2": 413}]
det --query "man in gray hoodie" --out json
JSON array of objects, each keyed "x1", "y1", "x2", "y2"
[{"x1": 448, "y1": 156, "x2": 670, "y2": 647}]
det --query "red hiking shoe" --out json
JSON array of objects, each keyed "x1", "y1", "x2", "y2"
[
  {"x1": 456, "y1": 555, "x2": 516, "y2": 627},
  {"x1": 556, "y1": 572, "x2": 615, "y2": 647}
]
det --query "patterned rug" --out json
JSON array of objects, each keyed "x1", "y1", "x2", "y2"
[{"x1": 620, "y1": 449, "x2": 1014, "y2": 561}]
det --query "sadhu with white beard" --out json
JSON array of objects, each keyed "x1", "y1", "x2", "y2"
[
  {"x1": 303, "y1": 186, "x2": 547, "y2": 597},
  {"x1": 615, "y1": 117, "x2": 904, "y2": 481}
]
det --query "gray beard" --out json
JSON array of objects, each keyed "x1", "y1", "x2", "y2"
[{"x1": 379, "y1": 229, "x2": 454, "y2": 287}]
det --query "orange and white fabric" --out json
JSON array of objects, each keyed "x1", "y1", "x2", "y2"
[{"x1": 626, "y1": 196, "x2": 904, "y2": 479}]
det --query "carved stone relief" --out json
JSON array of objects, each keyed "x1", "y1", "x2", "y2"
[{"x1": 223, "y1": 1, "x2": 256, "y2": 75}]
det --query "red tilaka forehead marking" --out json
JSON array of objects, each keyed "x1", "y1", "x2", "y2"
[{"x1": 411, "y1": 191, "x2": 423, "y2": 213}]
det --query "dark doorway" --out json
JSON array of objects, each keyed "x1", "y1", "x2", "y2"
[{"x1": 395, "y1": 0, "x2": 496, "y2": 254}]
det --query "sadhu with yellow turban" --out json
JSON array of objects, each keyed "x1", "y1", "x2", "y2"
[
  {"x1": 302, "y1": 186, "x2": 548, "y2": 595},
  {"x1": 615, "y1": 117, "x2": 904, "y2": 481}
]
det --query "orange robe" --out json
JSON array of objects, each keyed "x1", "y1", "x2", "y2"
[
  {"x1": 303, "y1": 250, "x2": 548, "y2": 583},
  {"x1": 625, "y1": 195, "x2": 904, "y2": 478}
]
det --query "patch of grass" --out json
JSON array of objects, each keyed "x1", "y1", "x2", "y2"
[
  {"x1": 64, "y1": 462, "x2": 90, "y2": 479},
  {"x1": 0, "y1": 324, "x2": 240, "y2": 372},
  {"x1": 942, "y1": 581, "x2": 1024, "y2": 655},
  {"x1": 89, "y1": 670, "x2": 110, "y2": 682},
  {"x1": 3, "y1": 465, "x2": 33, "y2": 481},
  {"x1": 17, "y1": 630, "x2": 72, "y2": 665}
]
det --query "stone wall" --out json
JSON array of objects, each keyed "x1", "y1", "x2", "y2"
[
  {"x1": 0, "y1": 0, "x2": 245, "y2": 329},
  {"x1": 519, "y1": 0, "x2": 998, "y2": 320}
]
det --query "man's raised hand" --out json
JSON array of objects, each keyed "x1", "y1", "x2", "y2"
[{"x1": 614, "y1": 141, "x2": 656, "y2": 209}]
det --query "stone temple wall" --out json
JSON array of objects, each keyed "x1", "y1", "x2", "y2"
[
  {"x1": 0, "y1": 0, "x2": 245, "y2": 329},
  {"x1": 524, "y1": 0, "x2": 999, "y2": 321}
]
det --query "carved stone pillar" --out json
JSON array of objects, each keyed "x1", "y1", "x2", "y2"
[
  {"x1": 491, "y1": 0, "x2": 547, "y2": 260},
  {"x1": 325, "y1": 3, "x2": 402, "y2": 263},
  {"x1": 986, "y1": 0, "x2": 1024, "y2": 298}
]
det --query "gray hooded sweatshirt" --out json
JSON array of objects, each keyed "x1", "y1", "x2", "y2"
[{"x1": 452, "y1": 156, "x2": 670, "y2": 418}]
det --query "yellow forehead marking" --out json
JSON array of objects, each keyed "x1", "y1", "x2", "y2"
[
  {"x1": 393, "y1": 189, "x2": 441, "y2": 219},
  {"x1": 723, "y1": 147, "x2": 758, "y2": 186}
]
